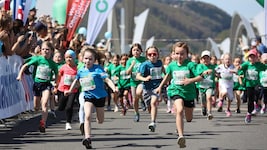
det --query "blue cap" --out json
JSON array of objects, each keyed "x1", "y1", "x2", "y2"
[{"x1": 65, "y1": 49, "x2": 76, "y2": 59}]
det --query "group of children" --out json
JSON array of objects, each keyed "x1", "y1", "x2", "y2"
[{"x1": 15, "y1": 39, "x2": 267, "y2": 149}]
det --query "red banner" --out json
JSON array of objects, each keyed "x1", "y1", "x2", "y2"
[{"x1": 65, "y1": 0, "x2": 91, "y2": 41}]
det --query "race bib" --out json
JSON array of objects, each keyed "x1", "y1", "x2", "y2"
[
  {"x1": 233, "y1": 74, "x2": 239, "y2": 82},
  {"x1": 260, "y1": 71, "x2": 267, "y2": 87},
  {"x1": 120, "y1": 70, "x2": 130, "y2": 80},
  {"x1": 36, "y1": 65, "x2": 51, "y2": 80},
  {"x1": 221, "y1": 71, "x2": 233, "y2": 81},
  {"x1": 79, "y1": 75, "x2": 96, "y2": 91},
  {"x1": 63, "y1": 75, "x2": 75, "y2": 86},
  {"x1": 199, "y1": 75, "x2": 213, "y2": 88},
  {"x1": 173, "y1": 70, "x2": 189, "y2": 85},
  {"x1": 246, "y1": 69, "x2": 258, "y2": 80},
  {"x1": 150, "y1": 67, "x2": 162, "y2": 80}
]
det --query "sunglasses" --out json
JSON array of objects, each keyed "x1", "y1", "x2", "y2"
[{"x1": 147, "y1": 53, "x2": 158, "y2": 57}]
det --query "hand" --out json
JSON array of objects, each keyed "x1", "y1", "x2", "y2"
[
  {"x1": 16, "y1": 75, "x2": 22, "y2": 81},
  {"x1": 155, "y1": 87, "x2": 161, "y2": 95},
  {"x1": 145, "y1": 75, "x2": 152, "y2": 81},
  {"x1": 180, "y1": 78, "x2": 191, "y2": 85},
  {"x1": 64, "y1": 90, "x2": 71, "y2": 96}
]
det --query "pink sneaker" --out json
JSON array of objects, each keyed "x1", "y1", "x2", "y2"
[{"x1": 225, "y1": 110, "x2": 232, "y2": 117}]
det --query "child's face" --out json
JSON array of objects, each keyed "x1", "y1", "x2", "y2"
[
  {"x1": 210, "y1": 57, "x2": 217, "y2": 65},
  {"x1": 41, "y1": 44, "x2": 52, "y2": 59},
  {"x1": 223, "y1": 55, "x2": 231, "y2": 66},
  {"x1": 201, "y1": 56, "x2": 211, "y2": 65},
  {"x1": 53, "y1": 53, "x2": 62, "y2": 63},
  {"x1": 65, "y1": 53, "x2": 74, "y2": 65},
  {"x1": 173, "y1": 47, "x2": 187, "y2": 64},
  {"x1": 146, "y1": 48, "x2": 158, "y2": 63},
  {"x1": 164, "y1": 56, "x2": 171, "y2": 65},
  {"x1": 248, "y1": 54, "x2": 257, "y2": 64},
  {"x1": 132, "y1": 46, "x2": 142, "y2": 57},
  {"x1": 112, "y1": 57, "x2": 119, "y2": 66},
  {"x1": 233, "y1": 58, "x2": 241, "y2": 67},
  {"x1": 83, "y1": 51, "x2": 95, "y2": 68},
  {"x1": 120, "y1": 56, "x2": 128, "y2": 65}
]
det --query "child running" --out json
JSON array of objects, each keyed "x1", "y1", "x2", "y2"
[
  {"x1": 126, "y1": 43, "x2": 146, "y2": 122},
  {"x1": 54, "y1": 50, "x2": 78, "y2": 130},
  {"x1": 259, "y1": 53, "x2": 267, "y2": 114},
  {"x1": 114, "y1": 54, "x2": 131, "y2": 115},
  {"x1": 155, "y1": 42, "x2": 206, "y2": 148},
  {"x1": 215, "y1": 53, "x2": 236, "y2": 117},
  {"x1": 65, "y1": 47, "x2": 117, "y2": 149},
  {"x1": 17, "y1": 41, "x2": 58, "y2": 133},
  {"x1": 197, "y1": 50, "x2": 216, "y2": 120},
  {"x1": 136, "y1": 46, "x2": 164, "y2": 132},
  {"x1": 240, "y1": 48, "x2": 266, "y2": 123}
]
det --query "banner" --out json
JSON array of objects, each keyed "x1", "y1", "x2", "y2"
[
  {"x1": 65, "y1": 0, "x2": 91, "y2": 41},
  {"x1": 86, "y1": 0, "x2": 117, "y2": 45},
  {"x1": 0, "y1": 55, "x2": 34, "y2": 120},
  {"x1": 52, "y1": 0, "x2": 67, "y2": 25}
]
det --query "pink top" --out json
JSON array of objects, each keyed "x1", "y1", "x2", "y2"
[{"x1": 58, "y1": 64, "x2": 78, "y2": 93}]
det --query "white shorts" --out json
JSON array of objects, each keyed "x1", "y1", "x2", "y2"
[{"x1": 219, "y1": 85, "x2": 234, "y2": 101}]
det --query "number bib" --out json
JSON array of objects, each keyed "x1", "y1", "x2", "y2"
[
  {"x1": 199, "y1": 75, "x2": 213, "y2": 88},
  {"x1": 260, "y1": 71, "x2": 267, "y2": 87},
  {"x1": 63, "y1": 75, "x2": 75, "y2": 86},
  {"x1": 246, "y1": 69, "x2": 258, "y2": 80},
  {"x1": 36, "y1": 65, "x2": 51, "y2": 80},
  {"x1": 150, "y1": 67, "x2": 162, "y2": 80},
  {"x1": 120, "y1": 70, "x2": 130, "y2": 80},
  {"x1": 80, "y1": 75, "x2": 96, "y2": 91},
  {"x1": 173, "y1": 70, "x2": 189, "y2": 85}
]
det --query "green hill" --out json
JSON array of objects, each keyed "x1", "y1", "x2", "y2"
[{"x1": 115, "y1": 0, "x2": 231, "y2": 55}]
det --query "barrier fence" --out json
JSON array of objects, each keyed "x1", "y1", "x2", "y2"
[{"x1": 0, "y1": 55, "x2": 34, "y2": 120}]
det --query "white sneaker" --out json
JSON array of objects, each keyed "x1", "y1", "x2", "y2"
[
  {"x1": 114, "y1": 105, "x2": 119, "y2": 112},
  {"x1": 65, "y1": 122, "x2": 72, "y2": 130},
  {"x1": 148, "y1": 122, "x2": 156, "y2": 132}
]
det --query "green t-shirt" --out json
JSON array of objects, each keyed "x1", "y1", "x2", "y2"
[
  {"x1": 241, "y1": 61, "x2": 266, "y2": 87},
  {"x1": 126, "y1": 56, "x2": 146, "y2": 87},
  {"x1": 233, "y1": 70, "x2": 246, "y2": 90},
  {"x1": 259, "y1": 64, "x2": 267, "y2": 87},
  {"x1": 167, "y1": 59, "x2": 198, "y2": 100},
  {"x1": 196, "y1": 63, "x2": 216, "y2": 92},
  {"x1": 114, "y1": 65, "x2": 130, "y2": 89},
  {"x1": 26, "y1": 55, "x2": 58, "y2": 83},
  {"x1": 107, "y1": 63, "x2": 119, "y2": 84}
]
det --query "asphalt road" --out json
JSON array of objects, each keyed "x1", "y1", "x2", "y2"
[{"x1": 0, "y1": 101, "x2": 267, "y2": 150}]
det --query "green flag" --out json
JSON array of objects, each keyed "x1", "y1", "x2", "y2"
[{"x1": 256, "y1": 0, "x2": 264, "y2": 7}]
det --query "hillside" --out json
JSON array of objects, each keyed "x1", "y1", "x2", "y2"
[{"x1": 114, "y1": 0, "x2": 232, "y2": 54}]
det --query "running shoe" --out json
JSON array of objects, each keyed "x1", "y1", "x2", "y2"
[
  {"x1": 39, "y1": 120, "x2": 46, "y2": 133},
  {"x1": 134, "y1": 113, "x2": 140, "y2": 122},
  {"x1": 202, "y1": 107, "x2": 207, "y2": 116},
  {"x1": 82, "y1": 138, "x2": 92, "y2": 149},
  {"x1": 148, "y1": 122, "x2": 156, "y2": 132},
  {"x1": 177, "y1": 136, "x2": 186, "y2": 148},
  {"x1": 121, "y1": 108, "x2": 127, "y2": 116},
  {"x1": 251, "y1": 109, "x2": 257, "y2": 115},
  {"x1": 207, "y1": 113, "x2": 213, "y2": 120},
  {"x1": 141, "y1": 101, "x2": 147, "y2": 111},
  {"x1": 49, "y1": 110, "x2": 57, "y2": 119},
  {"x1": 80, "y1": 123, "x2": 84, "y2": 135},
  {"x1": 65, "y1": 122, "x2": 72, "y2": 130},
  {"x1": 235, "y1": 108, "x2": 241, "y2": 114},
  {"x1": 245, "y1": 113, "x2": 252, "y2": 123},
  {"x1": 114, "y1": 105, "x2": 119, "y2": 112},
  {"x1": 217, "y1": 100, "x2": 223, "y2": 112},
  {"x1": 106, "y1": 105, "x2": 112, "y2": 111},
  {"x1": 260, "y1": 106, "x2": 266, "y2": 114},
  {"x1": 225, "y1": 110, "x2": 232, "y2": 117}
]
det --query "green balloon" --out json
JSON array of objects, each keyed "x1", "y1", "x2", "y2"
[{"x1": 52, "y1": 0, "x2": 67, "y2": 24}]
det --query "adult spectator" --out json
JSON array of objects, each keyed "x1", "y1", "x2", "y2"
[{"x1": 255, "y1": 36, "x2": 267, "y2": 54}]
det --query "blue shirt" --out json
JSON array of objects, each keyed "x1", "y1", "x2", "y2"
[
  {"x1": 76, "y1": 64, "x2": 108, "y2": 99},
  {"x1": 139, "y1": 60, "x2": 163, "y2": 90}
]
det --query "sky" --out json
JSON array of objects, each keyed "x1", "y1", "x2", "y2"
[{"x1": 198, "y1": 0, "x2": 264, "y2": 20}]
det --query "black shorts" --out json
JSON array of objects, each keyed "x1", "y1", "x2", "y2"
[
  {"x1": 171, "y1": 95, "x2": 195, "y2": 108},
  {"x1": 118, "y1": 87, "x2": 130, "y2": 98},
  {"x1": 84, "y1": 97, "x2": 105, "y2": 107},
  {"x1": 33, "y1": 82, "x2": 52, "y2": 97}
]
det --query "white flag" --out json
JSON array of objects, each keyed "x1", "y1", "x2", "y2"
[{"x1": 86, "y1": 0, "x2": 117, "y2": 45}]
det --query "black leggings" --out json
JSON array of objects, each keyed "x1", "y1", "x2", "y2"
[
  {"x1": 246, "y1": 87, "x2": 261, "y2": 113},
  {"x1": 57, "y1": 91, "x2": 78, "y2": 123},
  {"x1": 259, "y1": 88, "x2": 267, "y2": 105}
]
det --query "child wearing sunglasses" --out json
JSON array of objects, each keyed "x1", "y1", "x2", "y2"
[{"x1": 136, "y1": 46, "x2": 164, "y2": 132}]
